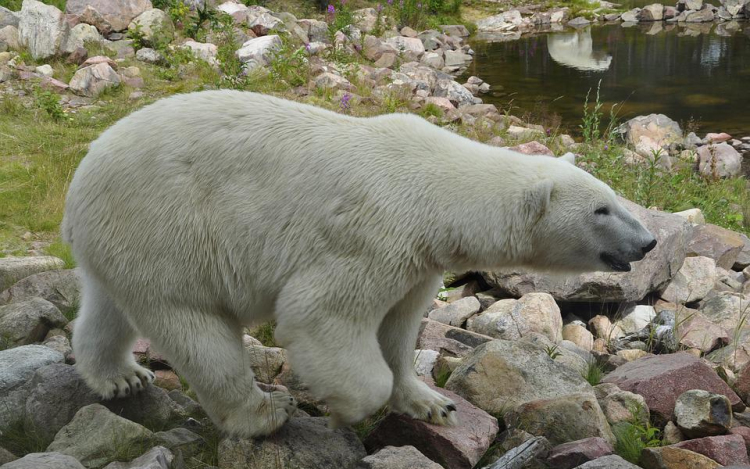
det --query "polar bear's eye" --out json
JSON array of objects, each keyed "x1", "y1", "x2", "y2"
[{"x1": 595, "y1": 207, "x2": 610, "y2": 215}]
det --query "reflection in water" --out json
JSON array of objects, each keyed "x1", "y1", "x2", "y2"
[
  {"x1": 465, "y1": 24, "x2": 750, "y2": 136},
  {"x1": 547, "y1": 29, "x2": 613, "y2": 71}
]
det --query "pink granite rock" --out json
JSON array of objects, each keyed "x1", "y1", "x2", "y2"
[
  {"x1": 509, "y1": 141, "x2": 555, "y2": 156},
  {"x1": 674, "y1": 434, "x2": 750, "y2": 466},
  {"x1": 729, "y1": 427, "x2": 750, "y2": 454},
  {"x1": 547, "y1": 437, "x2": 614, "y2": 469},
  {"x1": 687, "y1": 224, "x2": 745, "y2": 270}
]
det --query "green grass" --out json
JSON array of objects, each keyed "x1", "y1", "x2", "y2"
[
  {"x1": 612, "y1": 421, "x2": 663, "y2": 465},
  {"x1": 352, "y1": 406, "x2": 388, "y2": 440},
  {"x1": 0, "y1": 421, "x2": 49, "y2": 457},
  {"x1": 1, "y1": 0, "x2": 66, "y2": 12},
  {"x1": 248, "y1": 322, "x2": 277, "y2": 347},
  {"x1": 582, "y1": 359, "x2": 604, "y2": 386}
]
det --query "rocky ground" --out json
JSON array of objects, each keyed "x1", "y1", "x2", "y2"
[{"x1": 1, "y1": 0, "x2": 750, "y2": 468}]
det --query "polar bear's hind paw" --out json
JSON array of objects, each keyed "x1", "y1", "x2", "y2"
[{"x1": 81, "y1": 364, "x2": 155, "y2": 400}]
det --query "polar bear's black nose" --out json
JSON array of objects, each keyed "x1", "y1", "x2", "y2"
[{"x1": 642, "y1": 239, "x2": 657, "y2": 254}]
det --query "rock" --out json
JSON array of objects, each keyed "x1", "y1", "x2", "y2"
[
  {"x1": 482, "y1": 199, "x2": 692, "y2": 302},
  {"x1": 135, "y1": 47, "x2": 164, "y2": 64},
  {"x1": 416, "y1": 318, "x2": 492, "y2": 358},
  {"x1": 0, "y1": 269, "x2": 80, "y2": 314},
  {"x1": 685, "y1": 8, "x2": 715, "y2": 21},
  {"x1": 0, "y1": 452, "x2": 85, "y2": 469},
  {"x1": 697, "y1": 143, "x2": 743, "y2": 178},
  {"x1": 465, "y1": 293, "x2": 562, "y2": 342},
  {"x1": 102, "y1": 384, "x2": 187, "y2": 429},
  {"x1": 43, "y1": 334, "x2": 72, "y2": 358},
  {"x1": 563, "y1": 324, "x2": 594, "y2": 351},
  {"x1": 589, "y1": 315, "x2": 625, "y2": 341},
  {"x1": 69, "y1": 62, "x2": 121, "y2": 98},
  {"x1": 181, "y1": 40, "x2": 217, "y2": 64},
  {"x1": 420, "y1": 51, "x2": 444, "y2": 70},
  {"x1": 505, "y1": 393, "x2": 615, "y2": 446},
  {"x1": 356, "y1": 445, "x2": 442, "y2": 469},
  {"x1": 600, "y1": 390, "x2": 650, "y2": 426},
  {"x1": 427, "y1": 296, "x2": 480, "y2": 327},
  {"x1": 298, "y1": 18, "x2": 328, "y2": 42},
  {"x1": 574, "y1": 454, "x2": 643, "y2": 468},
  {"x1": 103, "y1": 446, "x2": 173, "y2": 469},
  {"x1": 663, "y1": 421, "x2": 685, "y2": 444},
  {"x1": 734, "y1": 234, "x2": 750, "y2": 270},
  {"x1": 445, "y1": 339, "x2": 594, "y2": 415},
  {"x1": 700, "y1": 292, "x2": 750, "y2": 331},
  {"x1": 35, "y1": 63, "x2": 53, "y2": 76},
  {"x1": 0, "y1": 6, "x2": 18, "y2": 29},
  {"x1": 66, "y1": 0, "x2": 151, "y2": 32},
  {"x1": 568, "y1": 16, "x2": 591, "y2": 26},
  {"x1": 248, "y1": 13, "x2": 283, "y2": 36},
  {"x1": 661, "y1": 256, "x2": 717, "y2": 303},
  {"x1": 47, "y1": 404, "x2": 157, "y2": 468},
  {"x1": 0, "y1": 344, "x2": 64, "y2": 431},
  {"x1": 602, "y1": 353, "x2": 743, "y2": 423},
  {"x1": 616, "y1": 305, "x2": 656, "y2": 334},
  {"x1": 509, "y1": 141, "x2": 555, "y2": 156},
  {"x1": 154, "y1": 427, "x2": 204, "y2": 457},
  {"x1": 76, "y1": 6, "x2": 113, "y2": 35},
  {"x1": 729, "y1": 426, "x2": 750, "y2": 454},
  {"x1": 128, "y1": 9, "x2": 173, "y2": 43},
  {"x1": 60, "y1": 23, "x2": 101, "y2": 55},
  {"x1": 674, "y1": 389, "x2": 733, "y2": 438},
  {"x1": 433, "y1": 78, "x2": 475, "y2": 108},
  {"x1": 640, "y1": 446, "x2": 721, "y2": 469},
  {"x1": 18, "y1": 0, "x2": 69, "y2": 60},
  {"x1": 621, "y1": 8, "x2": 642, "y2": 22},
  {"x1": 619, "y1": 114, "x2": 682, "y2": 149},
  {"x1": 167, "y1": 389, "x2": 202, "y2": 416},
  {"x1": 244, "y1": 341, "x2": 286, "y2": 383},
  {"x1": 365, "y1": 384, "x2": 498, "y2": 469},
  {"x1": 314, "y1": 72, "x2": 352, "y2": 91},
  {"x1": 443, "y1": 49, "x2": 472, "y2": 67},
  {"x1": 674, "y1": 434, "x2": 750, "y2": 466},
  {"x1": 153, "y1": 369, "x2": 181, "y2": 390},
  {"x1": 385, "y1": 36, "x2": 424, "y2": 60},
  {"x1": 0, "y1": 25, "x2": 20, "y2": 51},
  {"x1": 218, "y1": 417, "x2": 365, "y2": 468},
  {"x1": 641, "y1": 3, "x2": 665, "y2": 20},
  {"x1": 413, "y1": 349, "x2": 439, "y2": 377},
  {"x1": 688, "y1": 224, "x2": 745, "y2": 270},
  {"x1": 617, "y1": 349, "x2": 649, "y2": 361},
  {"x1": 0, "y1": 297, "x2": 67, "y2": 346},
  {"x1": 734, "y1": 361, "x2": 750, "y2": 403},
  {"x1": 675, "y1": 312, "x2": 729, "y2": 353},
  {"x1": 0, "y1": 256, "x2": 64, "y2": 291},
  {"x1": 547, "y1": 437, "x2": 614, "y2": 469},
  {"x1": 236, "y1": 35, "x2": 281, "y2": 67}
]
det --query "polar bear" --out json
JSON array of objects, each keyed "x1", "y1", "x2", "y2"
[{"x1": 62, "y1": 91, "x2": 656, "y2": 437}]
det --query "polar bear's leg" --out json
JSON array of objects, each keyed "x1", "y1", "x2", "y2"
[
  {"x1": 378, "y1": 275, "x2": 458, "y2": 425},
  {"x1": 73, "y1": 272, "x2": 155, "y2": 399},
  {"x1": 139, "y1": 307, "x2": 296, "y2": 437},
  {"x1": 275, "y1": 275, "x2": 394, "y2": 429}
]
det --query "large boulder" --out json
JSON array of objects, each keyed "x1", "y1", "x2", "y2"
[
  {"x1": 357, "y1": 445, "x2": 442, "y2": 469},
  {"x1": 0, "y1": 269, "x2": 80, "y2": 314},
  {"x1": 0, "y1": 297, "x2": 67, "y2": 346},
  {"x1": 46, "y1": 404, "x2": 157, "y2": 468},
  {"x1": 127, "y1": 9, "x2": 174, "y2": 43},
  {"x1": 0, "y1": 256, "x2": 64, "y2": 292},
  {"x1": 236, "y1": 35, "x2": 282, "y2": 67},
  {"x1": 60, "y1": 23, "x2": 101, "y2": 54},
  {"x1": 673, "y1": 434, "x2": 750, "y2": 466},
  {"x1": 218, "y1": 417, "x2": 365, "y2": 468},
  {"x1": 69, "y1": 62, "x2": 121, "y2": 98},
  {"x1": 65, "y1": 0, "x2": 152, "y2": 32},
  {"x1": 697, "y1": 143, "x2": 743, "y2": 178},
  {"x1": 640, "y1": 446, "x2": 721, "y2": 469},
  {"x1": 687, "y1": 224, "x2": 745, "y2": 270},
  {"x1": 444, "y1": 339, "x2": 594, "y2": 414},
  {"x1": 505, "y1": 393, "x2": 615, "y2": 446},
  {"x1": 674, "y1": 389, "x2": 733, "y2": 438},
  {"x1": 0, "y1": 452, "x2": 85, "y2": 469},
  {"x1": 466, "y1": 293, "x2": 562, "y2": 342},
  {"x1": 482, "y1": 199, "x2": 692, "y2": 302},
  {"x1": 602, "y1": 353, "x2": 743, "y2": 423},
  {"x1": 0, "y1": 6, "x2": 18, "y2": 29},
  {"x1": 661, "y1": 256, "x2": 717, "y2": 304},
  {"x1": 18, "y1": 0, "x2": 69, "y2": 60},
  {"x1": 618, "y1": 114, "x2": 682, "y2": 149},
  {"x1": 0, "y1": 344, "x2": 64, "y2": 432},
  {"x1": 365, "y1": 383, "x2": 498, "y2": 469}
]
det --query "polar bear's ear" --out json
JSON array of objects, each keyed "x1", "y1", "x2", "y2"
[
  {"x1": 560, "y1": 152, "x2": 576, "y2": 165},
  {"x1": 524, "y1": 179, "x2": 553, "y2": 221}
]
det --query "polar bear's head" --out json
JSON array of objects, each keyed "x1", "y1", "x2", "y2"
[{"x1": 523, "y1": 154, "x2": 656, "y2": 273}]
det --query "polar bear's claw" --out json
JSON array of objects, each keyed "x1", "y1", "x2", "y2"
[
  {"x1": 82, "y1": 363, "x2": 155, "y2": 400},
  {"x1": 221, "y1": 390, "x2": 297, "y2": 438},
  {"x1": 390, "y1": 379, "x2": 458, "y2": 426}
]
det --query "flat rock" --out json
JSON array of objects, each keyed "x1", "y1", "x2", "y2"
[
  {"x1": 0, "y1": 256, "x2": 64, "y2": 291},
  {"x1": 674, "y1": 312, "x2": 729, "y2": 353},
  {"x1": 218, "y1": 417, "x2": 365, "y2": 469},
  {"x1": 0, "y1": 268, "x2": 80, "y2": 315},
  {"x1": 65, "y1": 0, "x2": 152, "y2": 32},
  {"x1": 572, "y1": 454, "x2": 642, "y2": 468},
  {"x1": 416, "y1": 318, "x2": 492, "y2": 357},
  {"x1": 674, "y1": 434, "x2": 750, "y2": 466},
  {"x1": 688, "y1": 224, "x2": 745, "y2": 270},
  {"x1": 154, "y1": 427, "x2": 204, "y2": 457},
  {"x1": 0, "y1": 452, "x2": 85, "y2": 469},
  {"x1": 0, "y1": 297, "x2": 67, "y2": 346},
  {"x1": 445, "y1": 339, "x2": 594, "y2": 415},
  {"x1": 465, "y1": 293, "x2": 562, "y2": 342},
  {"x1": 661, "y1": 256, "x2": 717, "y2": 303},
  {"x1": 427, "y1": 296, "x2": 480, "y2": 327},
  {"x1": 47, "y1": 404, "x2": 157, "y2": 469},
  {"x1": 699, "y1": 292, "x2": 750, "y2": 331},
  {"x1": 356, "y1": 445, "x2": 442, "y2": 469},
  {"x1": 482, "y1": 199, "x2": 691, "y2": 302},
  {"x1": 602, "y1": 352, "x2": 743, "y2": 423},
  {"x1": 103, "y1": 446, "x2": 173, "y2": 469},
  {"x1": 547, "y1": 437, "x2": 614, "y2": 469},
  {"x1": 18, "y1": 0, "x2": 69, "y2": 60},
  {"x1": 641, "y1": 446, "x2": 721, "y2": 469},
  {"x1": 365, "y1": 384, "x2": 498, "y2": 469},
  {"x1": 674, "y1": 389, "x2": 732, "y2": 438}
]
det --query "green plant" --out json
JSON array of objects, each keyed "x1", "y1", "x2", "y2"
[
  {"x1": 582, "y1": 359, "x2": 604, "y2": 386},
  {"x1": 249, "y1": 322, "x2": 277, "y2": 347},
  {"x1": 1, "y1": 94, "x2": 24, "y2": 117},
  {"x1": 434, "y1": 367, "x2": 452, "y2": 388},
  {"x1": 34, "y1": 88, "x2": 66, "y2": 122},
  {"x1": 269, "y1": 36, "x2": 310, "y2": 88},
  {"x1": 0, "y1": 421, "x2": 49, "y2": 456},
  {"x1": 126, "y1": 23, "x2": 147, "y2": 51},
  {"x1": 613, "y1": 421, "x2": 662, "y2": 464},
  {"x1": 45, "y1": 238, "x2": 76, "y2": 269},
  {"x1": 189, "y1": 2, "x2": 220, "y2": 41},
  {"x1": 420, "y1": 102, "x2": 444, "y2": 119},
  {"x1": 352, "y1": 406, "x2": 388, "y2": 440},
  {"x1": 544, "y1": 344, "x2": 561, "y2": 359},
  {"x1": 580, "y1": 79, "x2": 603, "y2": 144}
]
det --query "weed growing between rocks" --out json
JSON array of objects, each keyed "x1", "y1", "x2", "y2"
[
  {"x1": 612, "y1": 419, "x2": 663, "y2": 464},
  {"x1": 0, "y1": 421, "x2": 48, "y2": 457},
  {"x1": 249, "y1": 322, "x2": 278, "y2": 347},
  {"x1": 582, "y1": 359, "x2": 604, "y2": 386}
]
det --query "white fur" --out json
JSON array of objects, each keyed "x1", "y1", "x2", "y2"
[{"x1": 62, "y1": 91, "x2": 653, "y2": 436}]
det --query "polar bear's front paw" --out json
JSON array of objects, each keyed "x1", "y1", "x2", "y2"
[
  {"x1": 80, "y1": 363, "x2": 155, "y2": 400},
  {"x1": 222, "y1": 390, "x2": 297, "y2": 438},
  {"x1": 390, "y1": 379, "x2": 458, "y2": 426}
]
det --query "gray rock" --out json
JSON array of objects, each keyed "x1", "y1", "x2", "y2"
[
  {"x1": 23, "y1": 363, "x2": 100, "y2": 441},
  {"x1": 427, "y1": 296, "x2": 480, "y2": 327},
  {"x1": 167, "y1": 389, "x2": 203, "y2": 416},
  {"x1": 0, "y1": 297, "x2": 67, "y2": 346},
  {"x1": 640, "y1": 3, "x2": 664, "y2": 20},
  {"x1": 357, "y1": 445, "x2": 442, "y2": 468},
  {"x1": 43, "y1": 334, "x2": 73, "y2": 358},
  {"x1": 65, "y1": 0, "x2": 152, "y2": 32},
  {"x1": 697, "y1": 143, "x2": 743, "y2": 178},
  {"x1": 0, "y1": 25, "x2": 21, "y2": 51},
  {"x1": 0, "y1": 452, "x2": 85, "y2": 469},
  {"x1": 466, "y1": 293, "x2": 562, "y2": 342},
  {"x1": 236, "y1": 35, "x2": 281, "y2": 67},
  {"x1": 18, "y1": 0, "x2": 69, "y2": 60},
  {"x1": 0, "y1": 256, "x2": 64, "y2": 292},
  {"x1": 102, "y1": 384, "x2": 188, "y2": 429},
  {"x1": 0, "y1": 447, "x2": 17, "y2": 465},
  {"x1": 619, "y1": 114, "x2": 682, "y2": 149},
  {"x1": 103, "y1": 446, "x2": 173, "y2": 469},
  {"x1": 443, "y1": 49, "x2": 472, "y2": 67},
  {"x1": 47, "y1": 404, "x2": 157, "y2": 469},
  {"x1": 0, "y1": 345, "x2": 64, "y2": 432},
  {"x1": 248, "y1": 13, "x2": 283, "y2": 36},
  {"x1": 69, "y1": 62, "x2": 121, "y2": 98},
  {"x1": 0, "y1": 269, "x2": 80, "y2": 315},
  {"x1": 60, "y1": 23, "x2": 101, "y2": 54},
  {"x1": 218, "y1": 417, "x2": 366, "y2": 468},
  {"x1": 243, "y1": 341, "x2": 286, "y2": 383},
  {"x1": 685, "y1": 8, "x2": 715, "y2": 21},
  {"x1": 483, "y1": 199, "x2": 691, "y2": 302},
  {"x1": 445, "y1": 339, "x2": 594, "y2": 415},
  {"x1": 699, "y1": 292, "x2": 749, "y2": 331},
  {"x1": 128, "y1": 9, "x2": 174, "y2": 43},
  {"x1": 440, "y1": 24, "x2": 470, "y2": 37},
  {"x1": 434, "y1": 78, "x2": 475, "y2": 107},
  {"x1": 674, "y1": 389, "x2": 733, "y2": 438},
  {"x1": 135, "y1": 47, "x2": 165, "y2": 65},
  {"x1": 735, "y1": 234, "x2": 750, "y2": 270},
  {"x1": 0, "y1": 7, "x2": 19, "y2": 29},
  {"x1": 154, "y1": 428, "x2": 204, "y2": 457},
  {"x1": 620, "y1": 8, "x2": 642, "y2": 22},
  {"x1": 573, "y1": 454, "x2": 645, "y2": 468},
  {"x1": 661, "y1": 256, "x2": 717, "y2": 304},
  {"x1": 600, "y1": 391, "x2": 650, "y2": 426},
  {"x1": 568, "y1": 16, "x2": 591, "y2": 26},
  {"x1": 298, "y1": 18, "x2": 328, "y2": 43}
]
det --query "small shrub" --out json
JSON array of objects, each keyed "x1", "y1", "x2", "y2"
[
  {"x1": 126, "y1": 23, "x2": 147, "y2": 51},
  {"x1": 420, "y1": 102, "x2": 444, "y2": 119},
  {"x1": 582, "y1": 359, "x2": 604, "y2": 386},
  {"x1": 613, "y1": 421, "x2": 662, "y2": 464},
  {"x1": 34, "y1": 89, "x2": 66, "y2": 122}
]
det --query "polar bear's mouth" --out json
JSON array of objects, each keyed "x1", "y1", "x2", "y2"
[{"x1": 600, "y1": 252, "x2": 632, "y2": 272}]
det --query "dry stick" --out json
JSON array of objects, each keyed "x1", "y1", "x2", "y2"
[{"x1": 481, "y1": 436, "x2": 549, "y2": 469}]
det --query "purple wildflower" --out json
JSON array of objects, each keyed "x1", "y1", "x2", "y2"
[
  {"x1": 305, "y1": 42, "x2": 311, "y2": 52},
  {"x1": 377, "y1": 3, "x2": 383, "y2": 11},
  {"x1": 604, "y1": 144, "x2": 609, "y2": 150},
  {"x1": 340, "y1": 92, "x2": 352, "y2": 112},
  {"x1": 546, "y1": 128, "x2": 551, "y2": 136},
  {"x1": 327, "y1": 4, "x2": 335, "y2": 14},
  {"x1": 387, "y1": 0, "x2": 393, "y2": 5}
]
